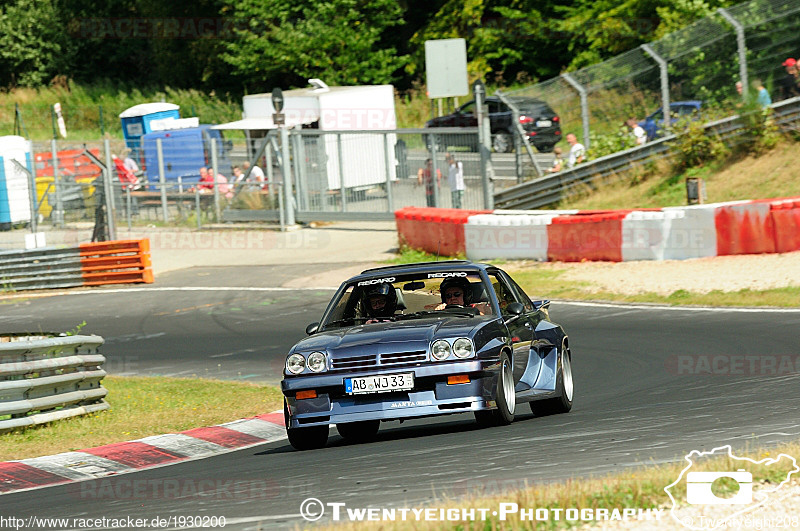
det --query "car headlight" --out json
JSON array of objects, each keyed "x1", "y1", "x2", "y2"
[
  {"x1": 286, "y1": 353, "x2": 306, "y2": 374},
  {"x1": 453, "y1": 338, "x2": 473, "y2": 359},
  {"x1": 431, "y1": 340, "x2": 451, "y2": 361},
  {"x1": 307, "y1": 351, "x2": 327, "y2": 373}
]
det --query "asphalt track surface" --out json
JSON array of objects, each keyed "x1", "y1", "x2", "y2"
[{"x1": 2, "y1": 264, "x2": 800, "y2": 529}]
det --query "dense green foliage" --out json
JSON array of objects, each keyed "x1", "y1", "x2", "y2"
[{"x1": 0, "y1": 0, "x2": 741, "y2": 95}]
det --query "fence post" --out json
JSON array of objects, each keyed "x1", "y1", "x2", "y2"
[
  {"x1": 50, "y1": 139, "x2": 63, "y2": 227},
  {"x1": 475, "y1": 82, "x2": 494, "y2": 209},
  {"x1": 384, "y1": 133, "x2": 394, "y2": 213},
  {"x1": 641, "y1": 44, "x2": 671, "y2": 133},
  {"x1": 24, "y1": 154, "x2": 38, "y2": 234},
  {"x1": 280, "y1": 126, "x2": 295, "y2": 226},
  {"x1": 156, "y1": 138, "x2": 168, "y2": 222},
  {"x1": 210, "y1": 137, "x2": 220, "y2": 221},
  {"x1": 561, "y1": 73, "x2": 591, "y2": 150},
  {"x1": 337, "y1": 133, "x2": 347, "y2": 212},
  {"x1": 430, "y1": 139, "x2": 441, "y2": 207},
  {"x1": 718, "y1": 8, "x2": 749, "y2": 100},
  {"x1": 102, "y1": 139, "x2": 117, "y2": 239},
  {"x1": 265, "y1": 139, "x2": 276, "y2": 207}
]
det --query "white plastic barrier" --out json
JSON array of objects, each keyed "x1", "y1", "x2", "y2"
[{"x1": 465, "y1": 214, "x2": 556, "y2": 260}]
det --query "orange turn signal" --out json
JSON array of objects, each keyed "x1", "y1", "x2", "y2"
[
  {"x1": 447, "y1": 375, "x2": 470, "y2": 385},
  {"x1": 296, "y1": 390, "x2": 317, "y2": 400}
]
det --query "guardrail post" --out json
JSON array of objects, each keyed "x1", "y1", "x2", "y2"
[
  {"x1": 156, "y1": 138, "x2": 168, "y2": 222},
  {"x1": 51, "y1": 139, "x2": 64, "y2": 227},
  {"x1": 718, "y1": 8, "x2": 749, "y2": 100},
  {"x1": 641, "y1": 44, "x2": 671, "y2": 133},
  {"x1": 211, "y1": 137, "x2": 221, "y2": 222},
  {"x1": 561, "y1": 73, "x2": 591, "y2": 150}
]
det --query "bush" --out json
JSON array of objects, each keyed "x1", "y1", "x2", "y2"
[{"x1": 668, "y1": 118, "x2": 728, "y2": 172}]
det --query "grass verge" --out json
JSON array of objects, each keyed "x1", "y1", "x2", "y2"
[
  {"x1": 322, "y1": 441, "x2": 800, "y2": 530},
  {"x1": 0, "y1": 376, "x2": 283, "y2": 462}
]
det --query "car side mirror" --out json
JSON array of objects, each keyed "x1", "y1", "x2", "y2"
[
  {"x1": 305, "y1": 322, "x2": 319, "y2": 335},
  {"x1": 506, "y1": 302, "x2": 524, "y2": 316}
]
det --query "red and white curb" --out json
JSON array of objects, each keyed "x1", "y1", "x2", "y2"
[{"x1": 0, "y1": 412, "x2": 285, "y2": 495}]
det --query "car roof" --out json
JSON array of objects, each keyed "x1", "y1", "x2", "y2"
[{"x1": 349, "y1": 260, "x2": 491, "y2": 283}]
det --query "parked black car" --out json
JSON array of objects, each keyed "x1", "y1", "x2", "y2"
[{"x1": 424, "y1": 97, "x2": 561, "y2": 153}]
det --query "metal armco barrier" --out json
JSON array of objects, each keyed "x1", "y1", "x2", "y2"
[
  {"x1": 0, "y1": 334, "x2": 108, "y2": 433},
  {"x1": 495, "y1": 96, "x2": 800, "y2": 210},
  {"x1": 0, "y1": 239, "x2": 153, "y2": 291}
]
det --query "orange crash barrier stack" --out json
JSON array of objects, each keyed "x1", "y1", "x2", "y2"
[{"x1": 78, "y1": 239, "x2": 154, "y2": 286}]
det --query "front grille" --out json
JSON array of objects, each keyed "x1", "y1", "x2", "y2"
[
  {"x1": 330, "y1": 354, "x2": 377, "y2": 370},
  {"x1": 380, "y1": 350, "x2": 427, "y2": 365},
  {"x1": 330, "y1": 350, "x2": 428, "y2": 371}
]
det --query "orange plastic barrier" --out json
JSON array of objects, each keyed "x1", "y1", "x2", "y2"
[
  {"x1": 395, "y1": 207, "x2": 491, "y2": 256},
  {"x1": 714, "y1": 203, "x2": 775, "y2": 256},
  {"x1": 547, "y1": 211, "x2": 631, "y2": 262},
  {"x1": 769, "y1": 199, "x2": 800, "y2": 253},
  {"x1": 78, "y1": 239, "x2": 153, "y2": 286}
]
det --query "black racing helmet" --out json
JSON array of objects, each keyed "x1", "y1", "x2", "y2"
[
  {"x1": 439, "y1": 276, "x2": 472, "y2": 305},
  {"x1": 364, "y1": 282, "x2": 397, "y2": 317}
]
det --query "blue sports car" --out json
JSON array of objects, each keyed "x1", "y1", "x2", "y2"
[{"x1": 281, "y1": 261, "x2": 574, "y2": 450}]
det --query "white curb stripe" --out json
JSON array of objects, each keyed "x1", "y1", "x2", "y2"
[{"x1": 135, "y1": 434, "x2": 228, "y2": 458}]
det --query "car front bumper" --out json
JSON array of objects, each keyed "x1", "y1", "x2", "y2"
[{"x1": 282, "y1": 359, "x2": 500, "y2": 428}]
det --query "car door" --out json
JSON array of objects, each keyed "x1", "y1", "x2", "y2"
[
  {"x1": 488, "y1": 271, "x2": 533, "y2": 391},
  {"x1": 456, "y1": 101, "x2": 478, "y2": 127}
]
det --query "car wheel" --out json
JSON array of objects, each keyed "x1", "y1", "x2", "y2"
[
  {"x1": 336, "y1": 420, "x2": 380, "y2": 443},
  {"x1": 530, "y1": 339, "x2": 573, "y2": 416},
  {"x1": 492, "y1": 132, "x2": 513, "y2": 153},
  {"x1": 474, "y1": 352, "x2": 515, "y2": 427},
  {"x1": 285, "y1": 399, "x2": 329, "y2": 450}
]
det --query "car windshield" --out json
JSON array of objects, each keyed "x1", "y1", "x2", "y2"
[{"x1": 320, "y1": 271, "x2": 495, "y2": 329}]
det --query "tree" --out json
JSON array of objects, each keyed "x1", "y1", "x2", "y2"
[
  {"x1": 221, "y1": 0, "x2": 409, "y2": 91},
  {"x1": 0, "y1": 0, "x2": 71, "y2": 87}
]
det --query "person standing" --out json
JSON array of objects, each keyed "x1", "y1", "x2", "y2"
[
  {"x1": 565, "y1": 134, "x2": 586, "y2": 169},
  {"x1": 779, "y1": 58, "x2": 800, "y2": 100},
  {"x1": 755, "y1": 80, "x2": 772, "y2": 107},
  {"x1": 546, "y1": 147, "x2": 564, "y2": 173},
  {"x1": 446, "y1": 153, "x2": 465, "y2": 209},
  {"x1": 626, "y1": 119, "x2": 647, "y2": 145},
  {"x1": 417, "y1": 158, "x2": 441, "y2": 207}
]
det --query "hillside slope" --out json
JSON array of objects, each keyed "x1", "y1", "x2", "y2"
[{"x1": 558, "y1": 141, "x2": 800, "y2": 210}]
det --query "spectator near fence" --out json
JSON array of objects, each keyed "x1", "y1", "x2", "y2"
[
  {"x1": 779, "y1": 58, "x2": 800, "y2": 100},
  {"x1": 566, "y1": 134, "x2": 586, "y2": 169},
  {"x1": 546, "y1": 147, "x2": 564, "y2": 173},
  {"x1": 417, "y1": 158, "x2": 441, "y2": 207},
  {"x1": 627, "y1": 119, "x2": 647, "y2": 145},
  {"x1": 446, "y1": 153, "x2": 465, "y2": 209},
  {"x1": 755, "y1": 80, "x2": 772, "y2": 107},
  {"x1": 243, "y1": 161, "x2": 266, "y2": 190}
]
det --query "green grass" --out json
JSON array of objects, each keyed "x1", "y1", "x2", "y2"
[{"x1": 0, "y1": 376, "x2": 283, "y2": 461}]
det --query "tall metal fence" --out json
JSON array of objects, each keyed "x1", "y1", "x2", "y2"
[{"x1": 507, "y1": 0, "x2": 800, "y2": 153}]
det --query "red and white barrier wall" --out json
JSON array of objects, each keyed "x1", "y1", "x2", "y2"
[{"x1": 395, "y1": 197, "x2": 800, "y2": 262}]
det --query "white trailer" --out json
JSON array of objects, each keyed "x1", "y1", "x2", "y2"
[{"x1": 214, "y1": 81, "x2": 397, "y2": 191}]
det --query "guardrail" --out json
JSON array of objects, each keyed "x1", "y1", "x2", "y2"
[
  {"x1": 0, "y1": 239, "x2": 153, "y2": 292},
  {"x1": 495, "y1": 96, "x2": 800, "y2": 210},
  {"x1": 0, "y1": 334, "x2": 108, "y2": 433}
]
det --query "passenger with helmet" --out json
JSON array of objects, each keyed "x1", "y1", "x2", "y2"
[
  {"x1": 363, "y1": 283, "x2": 398, "y2": 322},
  {"x1": 436, "y1": 277, "x2": 490, "y2": 314}
]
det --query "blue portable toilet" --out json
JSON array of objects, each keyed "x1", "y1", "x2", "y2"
[
  {"x1": 119, "y1": 103, "x2": 181, "y2": 159},
  {"x1": 0, "y1": 135, "x2": 33, "y2": 230},
  {"x1": 142, "y1": 125, "x2": 232, "y2": 190}
]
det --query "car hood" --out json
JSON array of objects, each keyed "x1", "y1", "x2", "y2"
[{"x1": 293, "y1": 316, "x2": 486, "y2": 357}]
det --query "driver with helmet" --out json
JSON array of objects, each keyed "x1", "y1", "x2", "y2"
[
  {"x1": 363, "y1": 283, "x2": 397, "y2": 322},
  {"x1": 436, "y1": 277, "x2": 490, "y2": 314}
]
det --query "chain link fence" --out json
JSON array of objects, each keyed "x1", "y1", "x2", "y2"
[{"x1": 506, "y1": 0, "x2": 800, "y2": 158}]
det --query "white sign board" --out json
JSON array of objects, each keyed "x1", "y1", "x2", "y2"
[{"x1": 424, "y1": 39, "x2": 469, "y2": 99}]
